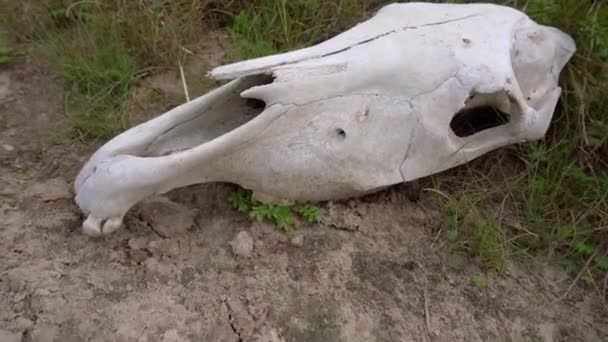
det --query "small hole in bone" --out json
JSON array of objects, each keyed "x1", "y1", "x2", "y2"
[
  {"x1": 450, "y1": 105, "x2": 510, "y2": 137},
  {"x1": 336, "y1": 128, "x2": 347, "y2": 139}
]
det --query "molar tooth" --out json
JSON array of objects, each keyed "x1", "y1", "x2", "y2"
[{"x1": 82, "y1": 216, "x2": 104, "y2": 237}]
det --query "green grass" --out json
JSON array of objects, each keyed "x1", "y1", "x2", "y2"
[
  {"x1": 228, "y1": 188, "x2": 319, "y2": 230},
  {"x1": 42, "y1": 11, "x2": 136, "y2": 139},
  {"x1": 226, "y1": 0, "x2": 369, "y2": 59},
  {"x1": 470, "y1": 275, "x2": 488, "y2": 288},
  {"x1": 2, "y1": 0, "x2": 208, "y2": 140},
  {"x1": 0, "y1": 29, "x2": 12, "y2": 64}
]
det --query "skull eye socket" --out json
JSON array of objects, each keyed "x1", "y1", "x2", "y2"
[{"x1": 450, "y1": 105, "x2": 511, "y2": 138}]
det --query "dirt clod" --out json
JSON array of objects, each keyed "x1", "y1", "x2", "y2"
[
  {"x1": 230, "y1": 231, "x2": 254, "y2": 258},
  {"x1": 290, "y1": 234, "x2": 304, "y2": 247},
  {"x1": 24, "y1": 178, "x2": 72, "y2": 202},
  {"x1": 322, "y1": 201, "x2": 362, "y2": 231},
  {"x1": 14, "y1": 317, "x2": 32, "y2": 330},
  {"x1": 30, "y1": 325, "x2": 59, "y2": 342},
  {"x1": 162, "y1": 329, "x2": 185, "y2": 342},
  {"x1": 138, "y1": 196, "x2": 196, "y2": 238},
  {"x1": 0, "y1": 329, "x2": 21, "y2": 342}
]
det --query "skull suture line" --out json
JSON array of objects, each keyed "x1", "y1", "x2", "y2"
[{"x1": 73, "y1": 2, "x2": 576, "y2": 236}]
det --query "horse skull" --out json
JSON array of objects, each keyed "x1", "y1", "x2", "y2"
[{"x1": 73, "y1": 2, "x2": 575, "y2": 236}]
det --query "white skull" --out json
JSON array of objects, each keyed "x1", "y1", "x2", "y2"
[{"x1": 73, "y1": 2, "x2": 576, "y2": 235}]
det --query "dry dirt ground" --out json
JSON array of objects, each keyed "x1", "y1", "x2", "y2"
[{"x1": 1, "y1": 36, "x2": 608, "y2": 342}]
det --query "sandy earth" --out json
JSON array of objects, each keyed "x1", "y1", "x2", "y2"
[{"x1": 1, "y1": 35, "x2": 607, "y2": 342}]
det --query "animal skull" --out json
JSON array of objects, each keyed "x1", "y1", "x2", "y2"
[{"x1": 73, "y1": 2, "x2": 576, "y2": 236}]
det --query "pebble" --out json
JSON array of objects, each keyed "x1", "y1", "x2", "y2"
[
  {"x1": 15, "y1": 316, "x2": 33, "y2": 330},
  {"x1": 162, "y1": 329, "x2": 186, "y2": 342},
  {"x1": 290, "y1": 234, "x2": 304, "y2": 247},
  {"x1": 230, "y1": 231, "x2": 254, "y2": 258},
  {"x1": 0, "y1": 329, "x2": 21, "y2": 342},
  {"x1": 2, "y1": 144, "x2": 15, "y2": 152}
]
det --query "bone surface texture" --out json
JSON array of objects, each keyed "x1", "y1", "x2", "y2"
[{"x1": 73, "y1": 2, "x2": 576, "y2": 235}]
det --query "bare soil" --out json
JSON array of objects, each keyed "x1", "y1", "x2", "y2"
[{"x1": 1, "y1": 36, "x2": 607, "y2": 342}]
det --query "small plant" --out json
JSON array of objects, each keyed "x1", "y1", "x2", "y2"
[
  {"x1": 435, "y1": 190, "x2": 510, "y2": 273},
  {"x1": 0, "y1": 30, "x2": 12, "y2": 64},
  {"x1": 470, "y1": 275, "x2": 488, "y2": 288},
  {"x1": 228, "y1": 187, "x2": 320, "y2": 230}
]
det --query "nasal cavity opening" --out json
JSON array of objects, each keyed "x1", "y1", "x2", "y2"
[{"x1": 450, "y1": 93, "x2": 512, "y2": 138}]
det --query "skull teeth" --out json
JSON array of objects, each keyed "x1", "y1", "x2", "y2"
[{"x1": 82, "y1": 215, "x2": 124, "y2": 237}]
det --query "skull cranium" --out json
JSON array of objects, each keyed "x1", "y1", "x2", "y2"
[{"x1": 73, "y1": 2, "x2": 576, "y2": 235}]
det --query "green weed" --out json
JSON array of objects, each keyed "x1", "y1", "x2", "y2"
[
  {"x1": 0, "y1": 29, "x2": 11, "y2": 64},
  {"x1": 470, "y1": 275, "x2": 488, "y2": 288},
  {"x1": 228, "y1": 188, "x2": 320, "y2": 231}
]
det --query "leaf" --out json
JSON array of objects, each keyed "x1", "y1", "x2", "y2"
[
  {"x1": 250, "y1": 205, "x2": 272, "y2": 221},
  {"x1": 51, "y1": 8, "x2": 68, "y2": 20},
  {"x1": 228, "y1": 189, "x2": 252, "y2": 213},
  {"x1": 574, "y1": 241, "x2": 595, "y2": 257},
  {"x1": 294, "y1": 203, "x2": 320, "y2": 222},
  {"x1": 597, "y1": 256, "x2": 608, "y2": 270}
]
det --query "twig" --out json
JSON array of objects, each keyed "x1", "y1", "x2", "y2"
[
  {"x1": 178, "y1": 59, "x2": 190, "y2": 102},
  {"x1": 0, "y1": 97, "x2": 16, "y2": 106},
  {"x1": 424, "y1": 287, "x2": 432, "y2": 333},
  {"x1": 568, "y1": 68, "x2": 589, "y2": 145},
  {"x1": 422, "y1": 188, "x2": 452, "y2": 202},
  {"x1": 430, "y1": 227, "x2": 442, "y2": 248},
  {"x1": 66, "y1": 0, "x2": 101, "y2": 17},
  {"x1": 603, "y1": 272, "x2": 608, "y2": 306},
  {"x1": 180, "y1": 46, "x2": 194, "y2": 55}
]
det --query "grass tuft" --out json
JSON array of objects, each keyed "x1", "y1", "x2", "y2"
[
  {"x1": 226, "y1": 0, "x2": 369, "y2": 59},
  {"x1": 41, "y1": 12, "x2": 136, "y2": 139},
  {"x1": 0, "y1": 29, "x2": 12, "y2": 65}
]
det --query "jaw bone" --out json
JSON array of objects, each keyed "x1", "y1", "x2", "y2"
[{"x1": 73, "y1": 2, "x2": 576, "y2": 236}]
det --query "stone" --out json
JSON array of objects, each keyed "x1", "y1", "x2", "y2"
[
  {"x1": 230, "y1": 231, "x2": 254, "y2": 258},
  {"x1": 137, "y1": 196, "x2": 195, "y2": 238},
  {"x1": 15, "y1": 316, "x2": 33, "y2": 330},
  {"x1": 290, "y1": 234, "x2": 304, "y2": 247},
  {"x1": 30, "y1": 326, "x2": 59, "y2": 342},
  {"x1": 162, "y1": 329, "x2": 186, "y2": 342},
  {"x1": 0, "y1": 329, "x2": 21, "y2": 342}
]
